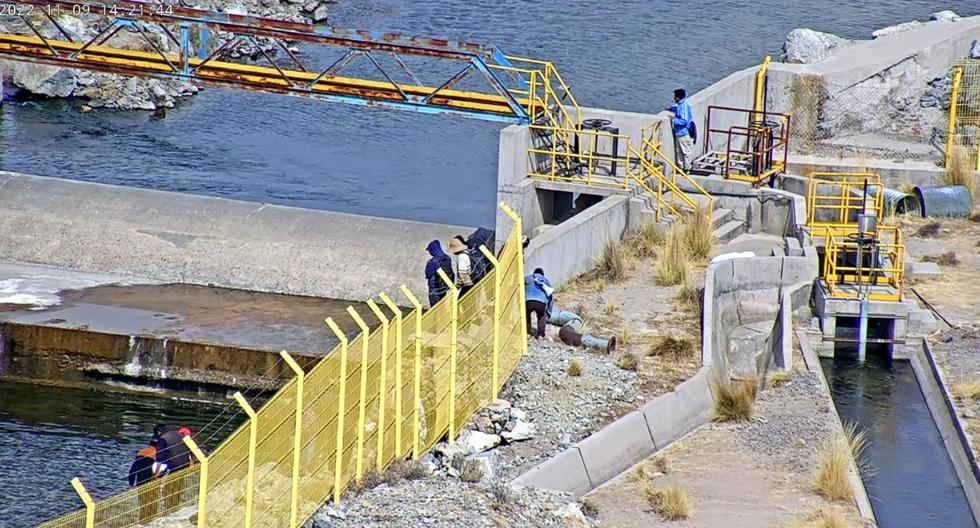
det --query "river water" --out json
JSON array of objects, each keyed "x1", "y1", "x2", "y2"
[
  {"x1": 0, "y1": 0, "x2": 973, "y2": 226},
  {"x1": 0, "y1": 380, "x2": 246, "y2": 528},
  {"x1": 823, "y1": 350, "x2": 976, "y2": 528}
]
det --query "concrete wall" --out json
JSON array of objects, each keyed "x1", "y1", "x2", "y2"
[
  {"x1": 523, "y1": 195, "x2": 633, "y2": 287},
  {"x1": 0, "y1": 172, "x2": 469, "y2": 303},
  {"x1": 912, "y1": 341, "x2": 980, "y2": 524}
]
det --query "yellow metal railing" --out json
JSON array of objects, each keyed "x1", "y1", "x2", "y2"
[
  {"x1": 946, "y1": 59, "x2": 980, "y2": 171},
  {"x1": 822, "y1": 225, "x2": 904, "y2": 302},
  {"x1": 41, "y1": 203, "x2": 528, "y2": 528},
  {"x1": 638, "y1": 123, "x2": 714, "y2": 223},
  {"x1": 806, "y1": 172, "x2": 883, "y2": 233}
]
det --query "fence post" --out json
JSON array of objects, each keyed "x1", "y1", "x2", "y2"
[
  {"x1": 378, "y1": 292, "x2": 404, "y2": 457},
  {"x1": 499, "y1": 201, "x2": 528, "y2": 356},
  {"x1": 182, "y1": 436, "x2": 208, "y2": 528},
  {"x1": 478, "y1": 245, "x2": 502, "y2": 402},
  {"x1": 366, "y1": 299, "x2": 390, "y2": 469},
  {"x1": 232, "y1": 391, "x2": 257, "y2": 528},
  {"x1": 436, "y1": 268, "x2": 459, "y2": 444},
  {"x1": 346, "y1": 306, "x2": 371, "y2": 481},
  {"x1": 754, "y1": 55, "x2": 771, "y2": 125},
  {"x1": 324, "y1": 317, "x2": 349, "y2": 504},
  {"x1": 946, "y1": 66, "x2": 963, "y2": 170},
  {"x1": 399, "y1": 286, "x2": 423, "y2": 459},
  {"x1": 279, "y1": 350, "x2": 304, "y2": 528},
  {"x1": 70, "y1": 477, "x2": 95, "y2": 528}
]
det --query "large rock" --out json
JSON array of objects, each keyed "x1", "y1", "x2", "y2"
[
  {"x1": 971, "y1": 40, "x2": 980, "y2": 60},
  {"x1": 930, "y1": 10, "x2": 960, "y2": 22},
  {"x1": 781, "y1": 28, "x2": 853, "y2": 64},
  {"x1": 7, "y1": 62, "x2": 77, "y2": 97},
  {"x1": 872, "y1": 20, "x2": 923, "y2": 39}
]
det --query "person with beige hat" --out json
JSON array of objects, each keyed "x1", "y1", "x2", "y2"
[{"x1": 448, "y1": 236, "x2": 475, "y2": 297}]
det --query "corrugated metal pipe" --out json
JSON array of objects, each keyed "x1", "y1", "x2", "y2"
[
  {"x1": 882, "y1": 188, "x2": 921, "y2": 217},
  {"x1": 913, "y1": 185, "x2": 974, "y2": 218}
]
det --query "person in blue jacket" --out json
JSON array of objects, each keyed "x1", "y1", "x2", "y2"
[
  {"x1": 425, "y1": 240, "x2": 455, "y2": 307},
  {"x1": 669, "y1": 88, "x2": 695, "y2": 171},
  {"x1": 524, "y1": 267, "x2": 554, "y2": 339}
]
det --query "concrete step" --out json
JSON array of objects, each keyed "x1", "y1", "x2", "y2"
[
  {"x1": 711, "y1": 207, "x2": 733, "y2": 230},
  {"x1": 713, "y1": 219, "x2": 747, "y2": 244}
]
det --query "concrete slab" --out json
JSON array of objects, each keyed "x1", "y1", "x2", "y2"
[
  {"x1": 576, "y1": 411, "x2": 656, "y2": 487},
  {"x1": 731, "y1": 257, "x2": 783, "y2": 291},
  {"x1": 642, "y1": 373, "x2": 714, "y2": 448},
  {"x1": 512, "y1": 447, "x2": 592, "y2": 497},
  {"x1": 906, "y1": 261, "x2": 943, "y2": 278},
  {"x1": 714, "y1": 233, "x2": 784, "y2": 258}
]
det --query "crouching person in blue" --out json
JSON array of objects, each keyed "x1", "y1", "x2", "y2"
[{"x1": 524, "y1": 267, "x2": 554, "y2": 339}]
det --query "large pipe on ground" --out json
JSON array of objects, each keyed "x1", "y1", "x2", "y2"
[{"x1": 914, "y1": 185, "x2": 973, "y2": 218}]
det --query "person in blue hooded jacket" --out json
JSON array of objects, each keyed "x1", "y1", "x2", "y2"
[
  {"x1": 425, "y1": 240, "x2": 455, "y2": 307},
  {"x1": 524, "y1": 267, "x2": 554, "y2": 339},
  {"x1": 669, "y1": 88, "x2": 695, "y2": 171}
]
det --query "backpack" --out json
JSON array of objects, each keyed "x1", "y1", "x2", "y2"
[
  {"x1": 465, "y1": 227, "x2": 495, "y2": 283},
  {"x1": 688, "y1": 121, "x2": 697, "y2": 144},
  {"x1": 438, "y1": 254, "x2": 455, "y2": 284}
]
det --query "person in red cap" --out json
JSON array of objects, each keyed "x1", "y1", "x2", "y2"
[
  {"x1": 178, "y1": 427, "x2": 192, "y2": 437},
  {"x1": 152, "y1": 423, "x2": 194, "y2": 510}
]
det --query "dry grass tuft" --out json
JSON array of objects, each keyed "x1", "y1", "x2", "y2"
[
  {"x1": 898, "y1": 178, "x2": 916, "y2": 196},
  {"x1": 655, "y1": 225, "x2": 689, "y2": 286},
  {"x1": 626, "y1": 220, "x2": 666, "y2": 258},
  {"x1": 648, "y1": 335, "x2": 695, "y2": 360},
  {"x1": 922, "y1": 250, "x2": 960, "y2": 266},
  {"x1": 676, "y1": 280, "x2": 703, "y2": 311},
  {"x1": 596, "y1": 238, "x2": 629, "y2": 281},
  {"x1": 915, "y1": 221, "x2": 942, "y2": 238},
  {"x1": 604, "y1": 300, "x2": 618, "y2": 316},
  {"x1": 567, "y1": 359, "x2": 583, "y2": 377},
  {"x1": 766, "y1": 370, "x2": 791, "y2": 389},
  {"x1": 945, "y1": 146, "x2": 979, "y2": 201},
  {"x1": 644, "y1": 485, "x2": 691, "y2": 521},
  {"x1": 813, "y1": 423, "x2": 868, "y2": 502},
  {"x1": 683, "y1": 213, "x2": 715, "y2": 260},
  {"x1": 629, "y1": 463, "x2": 649, "y2": 482},
  {"x1": 952, "y1": 380, "x2": 980, "y2": 400},
  {"x1": 711, "y1": 376, "x2": 757, "y2": 422},
  {"x1": 459, "y1": 459, "x2": 484, "y2": 483},
  {"x1": 619, "y1": 327, "x2": 631, "y2": 347},
  {"x1": 970, "y1": 210, "x2": 980, "y2": 223},
  {"x1": 616, "y1": 352, "x2": 638, "y2": 371},
  {"x1": 651, "y1": 455, "x2": 670, "y2": 474},
  {"x1": 789, "y1": 508, "x2": 853, "y2": 528},
  {"x1": 580, "y1": 497, "x2": 599, "y2": 518},
  {"x1": 356, "y1": 469, "x2": 384, "y2": 492},
  {"x1": 386, "y1": 459, "x2": 429, "y2": 481}
]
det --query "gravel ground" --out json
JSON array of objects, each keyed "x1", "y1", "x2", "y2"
[
  {"x1": 734, "y1": 371, "x2": 835, "y2": 475},
  {"x1": 929, "y1": 325, "x2": 980, "y2": 459},
  {"x1": 308, "y1": 477, "x2": 595, "y2": 528}
]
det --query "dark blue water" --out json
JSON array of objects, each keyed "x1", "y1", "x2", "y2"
[
  {"x1": 0, "y1": 381, "x2": 245, "y2": 528},
  {"x1": 823, "y1": 351, "x2": 976, "y2": 528},
  {"x1": 0, "y1": 0, "x2": 975, "y2": 226}
]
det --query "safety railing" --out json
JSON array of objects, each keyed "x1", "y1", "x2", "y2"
[
  {"x1": 638, "y1": 122, "x2": 714, "y2": 224},
  {"x1": 822, "y1": 225, "x2": 904, "y2": 302},
  {"x1": 40, "y1": 202, "x2": 528, "y2": 528},
  {"x1": 527, "y1": 123, "x2": 632, "y2": 187},
  {"x1": 701, "y1": 105, "x2": 791, "y2": 186},
  {"x1": 946, "y1": 59, "x2": 980, "y2": 172},
  {"x1": 806, "y1": 172, "x2": 884, "y2": 233}
]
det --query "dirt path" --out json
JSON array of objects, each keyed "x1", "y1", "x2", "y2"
[{"x1": 584, "y1": 355, "x2": 863, "y2": 528}]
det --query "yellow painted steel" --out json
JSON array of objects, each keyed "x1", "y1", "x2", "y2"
[
  {"x1": 378, "y1": 292, "x2": 404, "y2": 457},
  {"x1": 946, "y1": 66, "x2": 964, "y2": 170},
  {"x1": 37, "y1": 203, "x2": 528, "y2": 528},
  {"x1": 232, "y1": 391, "x2": 258, "y2": 528},
  {"x1": 436, "y1": 268, "x2": 459, "y2": 443},
  {"x1": 182, "y1": 436, "x2": 209, "y2": 528},
  {"x1": 822, "y1": 225, "x2": 905, "y2": 302},
  {"x1": 478, "y1": 245, "x2": 502, "y2": 401},
  {"x1": 365, "y1": 299, "x2": 389, "y2": 469},
  {"x1": 806, "y1": 172, "x2": 884, "y2": 233},
  {"x1": 400, "y1": 285, "x2": 424, "y2": 460},
  {"x1": 754, "y1": 55, "x2": 772, "y2": 122},
  {"x1": 70, "y1": 478, "x2": 95, "y2": 528},
  {"x1": 346, "y1": 306, "x2": 370, "y2": 481},
  {"x1": 324, "y1": 317, "x2": 348, "y2": 504},
  {"x1": 278, "y1": 350, "x2": 305, "y2": 528}
]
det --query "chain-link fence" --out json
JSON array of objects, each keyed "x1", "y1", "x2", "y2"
[
  {"x1": 948, "y1": 59, "x2": 980, "y2": 172},
  {"x1": 777, "y1": 70, "x2": 950, "y2": 163}
]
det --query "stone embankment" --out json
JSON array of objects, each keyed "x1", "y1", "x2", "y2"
[{"x1": 1, "y1": 0, "x2": 334, "y2": 110}]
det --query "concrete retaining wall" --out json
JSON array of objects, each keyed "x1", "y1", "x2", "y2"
[
  {"x1": 0, "y1": 172, "x2": 468, "y2": 303},
  {"x1": 523, "y1": 195, "x2": 632, "y2": 287},
  {"x1": 912, "y1": 341, "x2": 980, "y2": 524}
]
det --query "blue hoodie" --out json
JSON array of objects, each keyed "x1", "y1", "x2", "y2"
[
  {"x1": 425, "y1": 240, "x2": 446, "y2": 279},
  {"x1": 524, "y1": 272, "x2": 554, "y2": 315},
  {"x1": 670, "y1": 97, "x2": 693, "y2": 137}
]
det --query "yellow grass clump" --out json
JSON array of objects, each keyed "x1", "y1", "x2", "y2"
[
  {"x1": 766, "y1": 370, "x2": 791, "y2": 389},
  {"x1": 647, "y1": 335, "x2": 695, "y2": 360},
  {"x1": 683, "y1": 213, "x2": 715, "y2": 260},
  {"x1": 596, "y1": 238, "x2": 629, "y2": 281},
  {"x1": 616, "y1": 352, "x2": 638, "y2": 371},
  {"x1": 655, "y1": 225, "x2": 689, "y2": 286},
  {"x1": 567, "y1": 359, "x2": 583, "y2": 377},
  {"x1": 644, "y1": 485, "x2": 691, "y2": 521},
  {"x1": 945, "y1": 146, "x2": 979, "y2": 201},
  {"x1": 711, "y1": 377, "x2": 757, "y2": 422},
  {"x1": 789, "y1": 508, "x2": 854, "y2": 528},
  {"x1": 626, "y1": 220, "x2": 666, "y2": 258},
  {"x1": 812, "y1": 423, "x2": 868, "y2": 502},
  {"x1": 952, "y1": 380, "x2": 980, "y2": 400}
]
